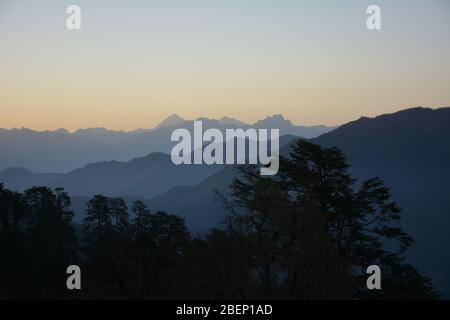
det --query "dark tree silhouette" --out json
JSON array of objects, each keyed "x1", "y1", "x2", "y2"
[
  {"x1": 81, "y1": 198, "x2": 190, "y2": 299},
  {"x1": 217, "y1": 140, "x2": 438, "y2": 299},
  {"x1": 0, "y1": 184, "x2": 77, "y2": 299},
  {"x1": 82, "y1": 195, "x2": 130, "y2": 298},
  {"x1": 0, "y1": 139, "x2": 441, "y2": 300},
  {"x1": 131, "y1": 200, "x2": 151, "y2": 235},
  {"x1": 0, "y1": 183, "x2": 28, "y2": 298}
]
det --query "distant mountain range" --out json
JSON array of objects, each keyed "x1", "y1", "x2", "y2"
[
  {"x1": 0, "y1": 153, "x2": 223, "y2": 199},
  {"x1": 0, "y1": 134, "x2": 296, "y2": 199},
  {"x1": 1, "y1": 106, "x2": 449, "y2": 296},
  {"x1": 0, "y1": 114, "x2": 335, "y2": 173}
]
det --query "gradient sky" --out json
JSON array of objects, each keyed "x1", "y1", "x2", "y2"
[{"x1": 1, "y1": 0, "x2": 450, "y2": 131}]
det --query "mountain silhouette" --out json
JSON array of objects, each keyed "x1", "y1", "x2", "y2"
[
  {"x1": 0, "y1": 115, "x2": 335, "y2": 172},
  {"x1": 153, "y1": 114, "x2": 188, "y2": 129},
  {"x1": 0, "y1": 152, "x2": 224, "y2": 199},
  {"x1": 146, "y1": 107, "x2": 450, "y2": 296},
  {"x1": 1, "y1": 107, "x2": 449, "y2": 295},
  {"x1": 217, "y1": 116, "x2": 249, "y2": 126},
  {"x1": 0, "y1": 133, "x2": 296, "y2": 199},
  {"x1": 255, "y1": 114, "x2": 335, "y2": 137},
  {"x1": 309, "y1": 107, "x2": 450, "y2": 295},
  {"x1": 148, "y1": 165, "x2": 238, "y2": 230}
]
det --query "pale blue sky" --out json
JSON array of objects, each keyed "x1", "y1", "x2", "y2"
[{"x1": 1, "y1": 0, "x2": 450, "y2": 130}]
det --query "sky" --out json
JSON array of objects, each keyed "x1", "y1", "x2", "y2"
[{"x1": 1, "y1": 0, "x2": 450, "y2": 131}]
